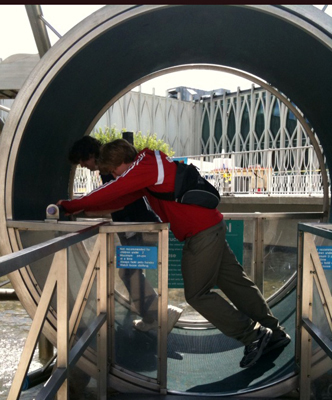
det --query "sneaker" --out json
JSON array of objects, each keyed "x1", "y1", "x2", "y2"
[
  {"x1": 133, "y1": 318, "x2": 158, "y2": 332},
  {"x1": 133, "y1": 305, "x2": 183, "y2": 333},
  {"x1": 167, "y1": 305, "x2": 183, "y2": 333},
  {"x1": 263, "y1": 330, "x2": 291, "y2": 354},
  {"x1": 240, "y1": 326, "x2": 273, "y2": 368}
]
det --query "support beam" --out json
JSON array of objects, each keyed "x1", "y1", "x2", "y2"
[{"x1": 25, "y1": 5, "x2": 51, "y2": 58}]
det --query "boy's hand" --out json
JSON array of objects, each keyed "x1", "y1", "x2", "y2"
[{"x1": 56, "y1": 200, "x2": 83, "y2": 216}]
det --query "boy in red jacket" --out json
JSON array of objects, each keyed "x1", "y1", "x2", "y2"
[{"x1": 58, "y1": 139, "x2": 290, "y2": 368}]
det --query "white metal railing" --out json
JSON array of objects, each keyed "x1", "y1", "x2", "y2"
[
  {"x1": 73, "y1": 146, "x2": 326, "y2": 196},
  {"x1": 184, "y1": 146, "x2": 325, "y2": 196},
  {"x1": 73, "y1": 168, "x2": 102, "y2": 194}
]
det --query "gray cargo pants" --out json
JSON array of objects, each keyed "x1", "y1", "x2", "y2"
[{"x1": 181, "y1": 220, "x2": 281, "y2": 345}]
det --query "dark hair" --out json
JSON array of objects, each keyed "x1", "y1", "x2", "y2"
[
  {"x1": 68, "y1": 136, "x2": 101, "y2": 164},
  {"x1": 98, "y1": 139, "x2": 138, "y2": 172}
]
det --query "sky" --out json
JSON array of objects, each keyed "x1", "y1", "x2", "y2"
[{"x1": 0, "y1": 5, "x2": 331, "y2": 95}]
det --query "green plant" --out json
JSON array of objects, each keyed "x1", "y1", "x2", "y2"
[
  {"x1": 91, "y1": 126, "x2": 122, "y2": 144},
  {"x1": 134, "y1": 131, "x2": 175, "y2": 156},
  {"x1": 91, "y1": 126, "x2": 175, "y2": 157}
]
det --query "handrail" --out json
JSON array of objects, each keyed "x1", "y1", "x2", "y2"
[
  {"x1": 0, "y1": 104, "x2": 10, "y2": 113},
  {"x1": 302, "y1": 318, "x2": 332, "y2": 358},
  {"x1": 0, "y1": 221, "x2": 108, "y2": 277}
]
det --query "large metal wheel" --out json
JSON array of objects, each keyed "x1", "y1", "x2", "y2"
[{"x1": 0, "y1": 5, "x2": 331, "y2": 396}]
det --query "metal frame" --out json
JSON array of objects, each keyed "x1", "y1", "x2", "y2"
[
  {"x1": 1, "y1": 213, "x2": 327, "y2": 398},
  {"x1": 1, "y1": 215, "x2": 330, "y2": 398},
  {"x1": 297, "y1": 223, "x2": 332, "y2": 400},
  {"x1": 224, "y1": 212, "x2": 324, "y2": 299},
  {"x1": 4, "y1": 223, "x2": 109, "y2": 400},
  {"x1": 25, "y1": 5, "x2": 52, "y2": 58},
  {"x1": 7, "y1": 212, "x2": 324, "y2": 329},
  {"x1": 2, "y1": 220, "x2": 170, "y2": 398}
]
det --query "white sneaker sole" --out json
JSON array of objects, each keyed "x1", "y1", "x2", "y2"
[
  {"x1": 167, "y1": 305, "x2": 183, "y2": 333},
  {"x1": 133, "y1": 305, "x2": 183, "y2": 333}
]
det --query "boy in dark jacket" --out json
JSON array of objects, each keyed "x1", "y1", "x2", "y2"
[{"x1": 68, "y1": 136, "x2": 182, "y2": 333}]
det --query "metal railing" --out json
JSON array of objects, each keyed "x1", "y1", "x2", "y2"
[
  {"x1": 3, "y1": 219, "x2": 169, "y2": 399},
  {"x1": 73, "y1": 146, "x2": 327, "y2": 196},
  {"x1": 297, "y1": 222, "x2": 332, "y2": 400},
  {"x1": 73, "y1": 168, "x2": 102, "y2": 194},
  {"x1": 3, "y1": 221, "x2": 108, "y2": 400},
  {"x1": 2, "y1": 213, "x2": 328, "y2": 398},
  {"x1": 184, "y1": 146, "x2": 325, "y2": 196}
]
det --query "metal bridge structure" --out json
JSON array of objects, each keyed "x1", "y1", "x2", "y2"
[{"x1": 0, "y1": 5, "x2": 331, "y2": 399}]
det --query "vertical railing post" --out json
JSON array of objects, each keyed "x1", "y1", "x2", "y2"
[
  {"x1": 86, "y1": 169, "x2": 91, "y2": 193},
  {"x1": 231, "y1": 153, "x2": 235, "y2": 193},
  {"x1": 158, "y1": 227, "x2": 169, "y2": 394},
  {"x1": 253, "y1": 215, "x2": 264, "y2": 294},
  {"x1": 299, "y1": 231, "x2": 314, "y2": 400},
  {"x1": 57, "y1": 248, "x2": 69, "y2": 400},
  {"x1": 308, "y1": 147, "x2": 313, "y2": 196},
  {"x1": 296, "y1": 229, "x2": 303, "y2": 367},
  {"x1": 108, "y1": 232, "x2": 115, "y2": 376},
  {"x1": 266, "y1": 149, "x2": 272, "y2": 195},
  {"x1": 98, "y1": 233, "x2": 109, "y2": 399}
]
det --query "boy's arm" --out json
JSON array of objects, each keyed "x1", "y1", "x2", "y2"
[
  {"x1": 58, "y1": 150, "x2": 160, "y2": 214},
  {"x1": 84, "y1": 209, "x2": 123, "y2": 218},
  {"x1": 58, "y1": 190, "x2": 145, "y2": 214}
]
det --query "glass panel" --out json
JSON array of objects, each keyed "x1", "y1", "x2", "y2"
[
  {"x1": 67, "y1": 238, "x2": 100, "y2": 398},
  {"x1": 263, "y1": 218, "x2": 320, "y2": 298},
  {"x1": 301, "y1": 226, "x2": 332, "y2": 400},
  {"x1": 68, "y1": 373, "x2": 97, "y2": 398},
  {"x1": 309, "y1": 338, "x2": 332, "y2": 400},
  {"x1": 17, "y1": 228, "x2": 101, "y2": 395},
  {"x1": 19, "y1": 230, "x2": 59, "y2": 294},
  {"x1": 113, "y1": 231, "x2": 159, "y2": 380},
  {"x1": 67, "y1": 336, "x2": 96, "y2": 399},
  {"x1": 242, "y1": 219, "x2": 255, "y2": 279},
  {"x1": 18, "y1": 230, "x2": 99, "y2": 326},
  {"x1": 262, "y1": 219, "x2": 297, "y2": 298}
]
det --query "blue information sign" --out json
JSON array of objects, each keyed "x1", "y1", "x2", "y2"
[
  {"x1": 317, "y1": 246, "x2": 332, "y2": 270},
  {"x1": 116, "y1": 246, "x2": 158, "y2": 269}
]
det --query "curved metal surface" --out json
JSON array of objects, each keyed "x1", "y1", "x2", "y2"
[{"x1": 0, "y1": 4, "x2": 331, "y2": 396}]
